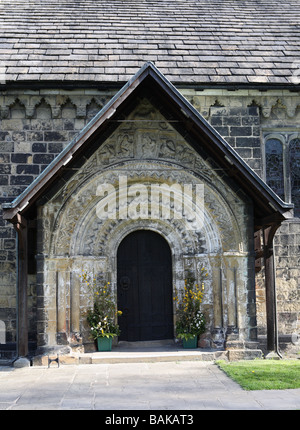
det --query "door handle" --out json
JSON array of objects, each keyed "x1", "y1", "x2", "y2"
[{"x1": 120, "y1": 276, "x2": 130, "y2": 290}]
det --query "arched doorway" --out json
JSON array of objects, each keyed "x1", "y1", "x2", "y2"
[{"x1": 117, "y1": 230, "x2": 173, "y2": 342}]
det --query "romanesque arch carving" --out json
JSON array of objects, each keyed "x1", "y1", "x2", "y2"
[{"x1": 46, "y1": 161, "x2": 243, "y2": 259}]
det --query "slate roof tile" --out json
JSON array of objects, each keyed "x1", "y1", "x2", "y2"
[{"x1": 0, "y1": 0, "x2": 299, "y2": 85}]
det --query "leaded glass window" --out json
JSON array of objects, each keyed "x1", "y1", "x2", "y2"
[
  {"x1": 265, "y1": 138, "x2": 285, "y2": 200},
  {"x1": 264, "y1": 133, "x2": 300, "y2": 218},
  {"x1": 289, "y1": 138, "x2": 300, "y2": 218}
]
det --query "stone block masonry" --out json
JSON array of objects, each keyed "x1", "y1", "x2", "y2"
[{"x1": 209, "y1": 105, "x2": 262, "y2": 177}]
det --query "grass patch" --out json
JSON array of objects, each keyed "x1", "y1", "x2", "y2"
[{"x1": 216, "y1": 359, "x2": 300, "y2": 391}]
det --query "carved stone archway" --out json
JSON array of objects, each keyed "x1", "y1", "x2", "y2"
[{"x1": 38, "y1": 145, "x2": 252, "y2": 351}]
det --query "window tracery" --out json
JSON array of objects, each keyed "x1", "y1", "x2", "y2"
[{"x1": 264, "y1": 133, "x2": 300, "y2": 217}]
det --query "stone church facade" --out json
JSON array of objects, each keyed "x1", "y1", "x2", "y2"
[{"x1": 0, "y1": 1, "x2": 299, "y2": 361}]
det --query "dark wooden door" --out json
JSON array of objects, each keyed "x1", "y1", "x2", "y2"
[{"x1": 117, "y1": 230, "x2": 173, "y2": 342}]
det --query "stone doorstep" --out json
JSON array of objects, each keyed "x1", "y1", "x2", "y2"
[
  {"x1": 31, "y1": 348, "x2": 263, "y2": 366},
  {"x1": 32, "y1": 350, "x2": 225, "y2": 366}
]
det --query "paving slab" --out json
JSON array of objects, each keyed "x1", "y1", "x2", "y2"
[{"x1": 0, "y1": 361, "x2": 300, "y2": 411}]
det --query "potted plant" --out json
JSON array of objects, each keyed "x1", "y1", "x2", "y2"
[
  {"x1": 174, "y1": 270, "x2": 207, "y2": 348},
  {"x1": 82, "y1": 272, "x2": 122, "y2": 351}
]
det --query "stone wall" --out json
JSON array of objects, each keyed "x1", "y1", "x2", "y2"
[{"x1": 0, "y1": 86, "x2": 299, "y2": 356}]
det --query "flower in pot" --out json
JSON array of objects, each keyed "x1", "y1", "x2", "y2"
[
  {"x1": 82, "y1": 272, "x2": 122, "y2": 351},
  {"x1": 174, "y1": 270, "x2": 207, "y2": 348}
]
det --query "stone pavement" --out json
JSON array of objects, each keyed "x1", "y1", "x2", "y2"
[{"x1": 0, "y1": 360, "x2": 299, "y2": 410}]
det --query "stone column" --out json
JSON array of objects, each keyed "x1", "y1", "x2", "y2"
[
  {"x1": 70, "y1": 270, "x2": 82, "y2": 347},
  {"x1": 210, "y1": 255, "x2": 225, "y2": 348},
  {"x1": 225, "y1": 257, "x2": 238, "y2": 329},
  {"x1": 44, "y1": 259, "x2": 58, "y2": 347},
  {"x1": 56, "y1": 259, "x2": 69, "y2": 345},
  {"x1": 224, "y1": 256, "x2": 240, "y2": 348}
]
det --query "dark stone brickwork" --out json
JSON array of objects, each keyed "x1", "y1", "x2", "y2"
[{"x1": 209, "y1": 106, "x2": 262, "y2": 177}]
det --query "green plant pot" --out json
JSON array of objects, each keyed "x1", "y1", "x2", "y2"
[
  {"x1": 182, "y1": 335, "x2": 198, "y2": 349},
  {"x1": 97, "y1": 336, "x2": 113, "y2": 351}
]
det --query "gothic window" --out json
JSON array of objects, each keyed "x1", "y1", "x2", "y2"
[
  {"x1": 265, "y1": 138, "x2": 285, "y2": 201},
  {"x1": 289, "y1": 138, "x2": 300, "y2": 218},
  {"x1": 264, "y1": 133, "x2": 300, "y2": 218}
]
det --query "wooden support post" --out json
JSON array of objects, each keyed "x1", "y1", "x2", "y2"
[
  {"x1": 262, "y1": 223, "x2": 280, "y2": 354},
  {"x1": 13, "y1": 214, "x2": 29, "y2": 358}
]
